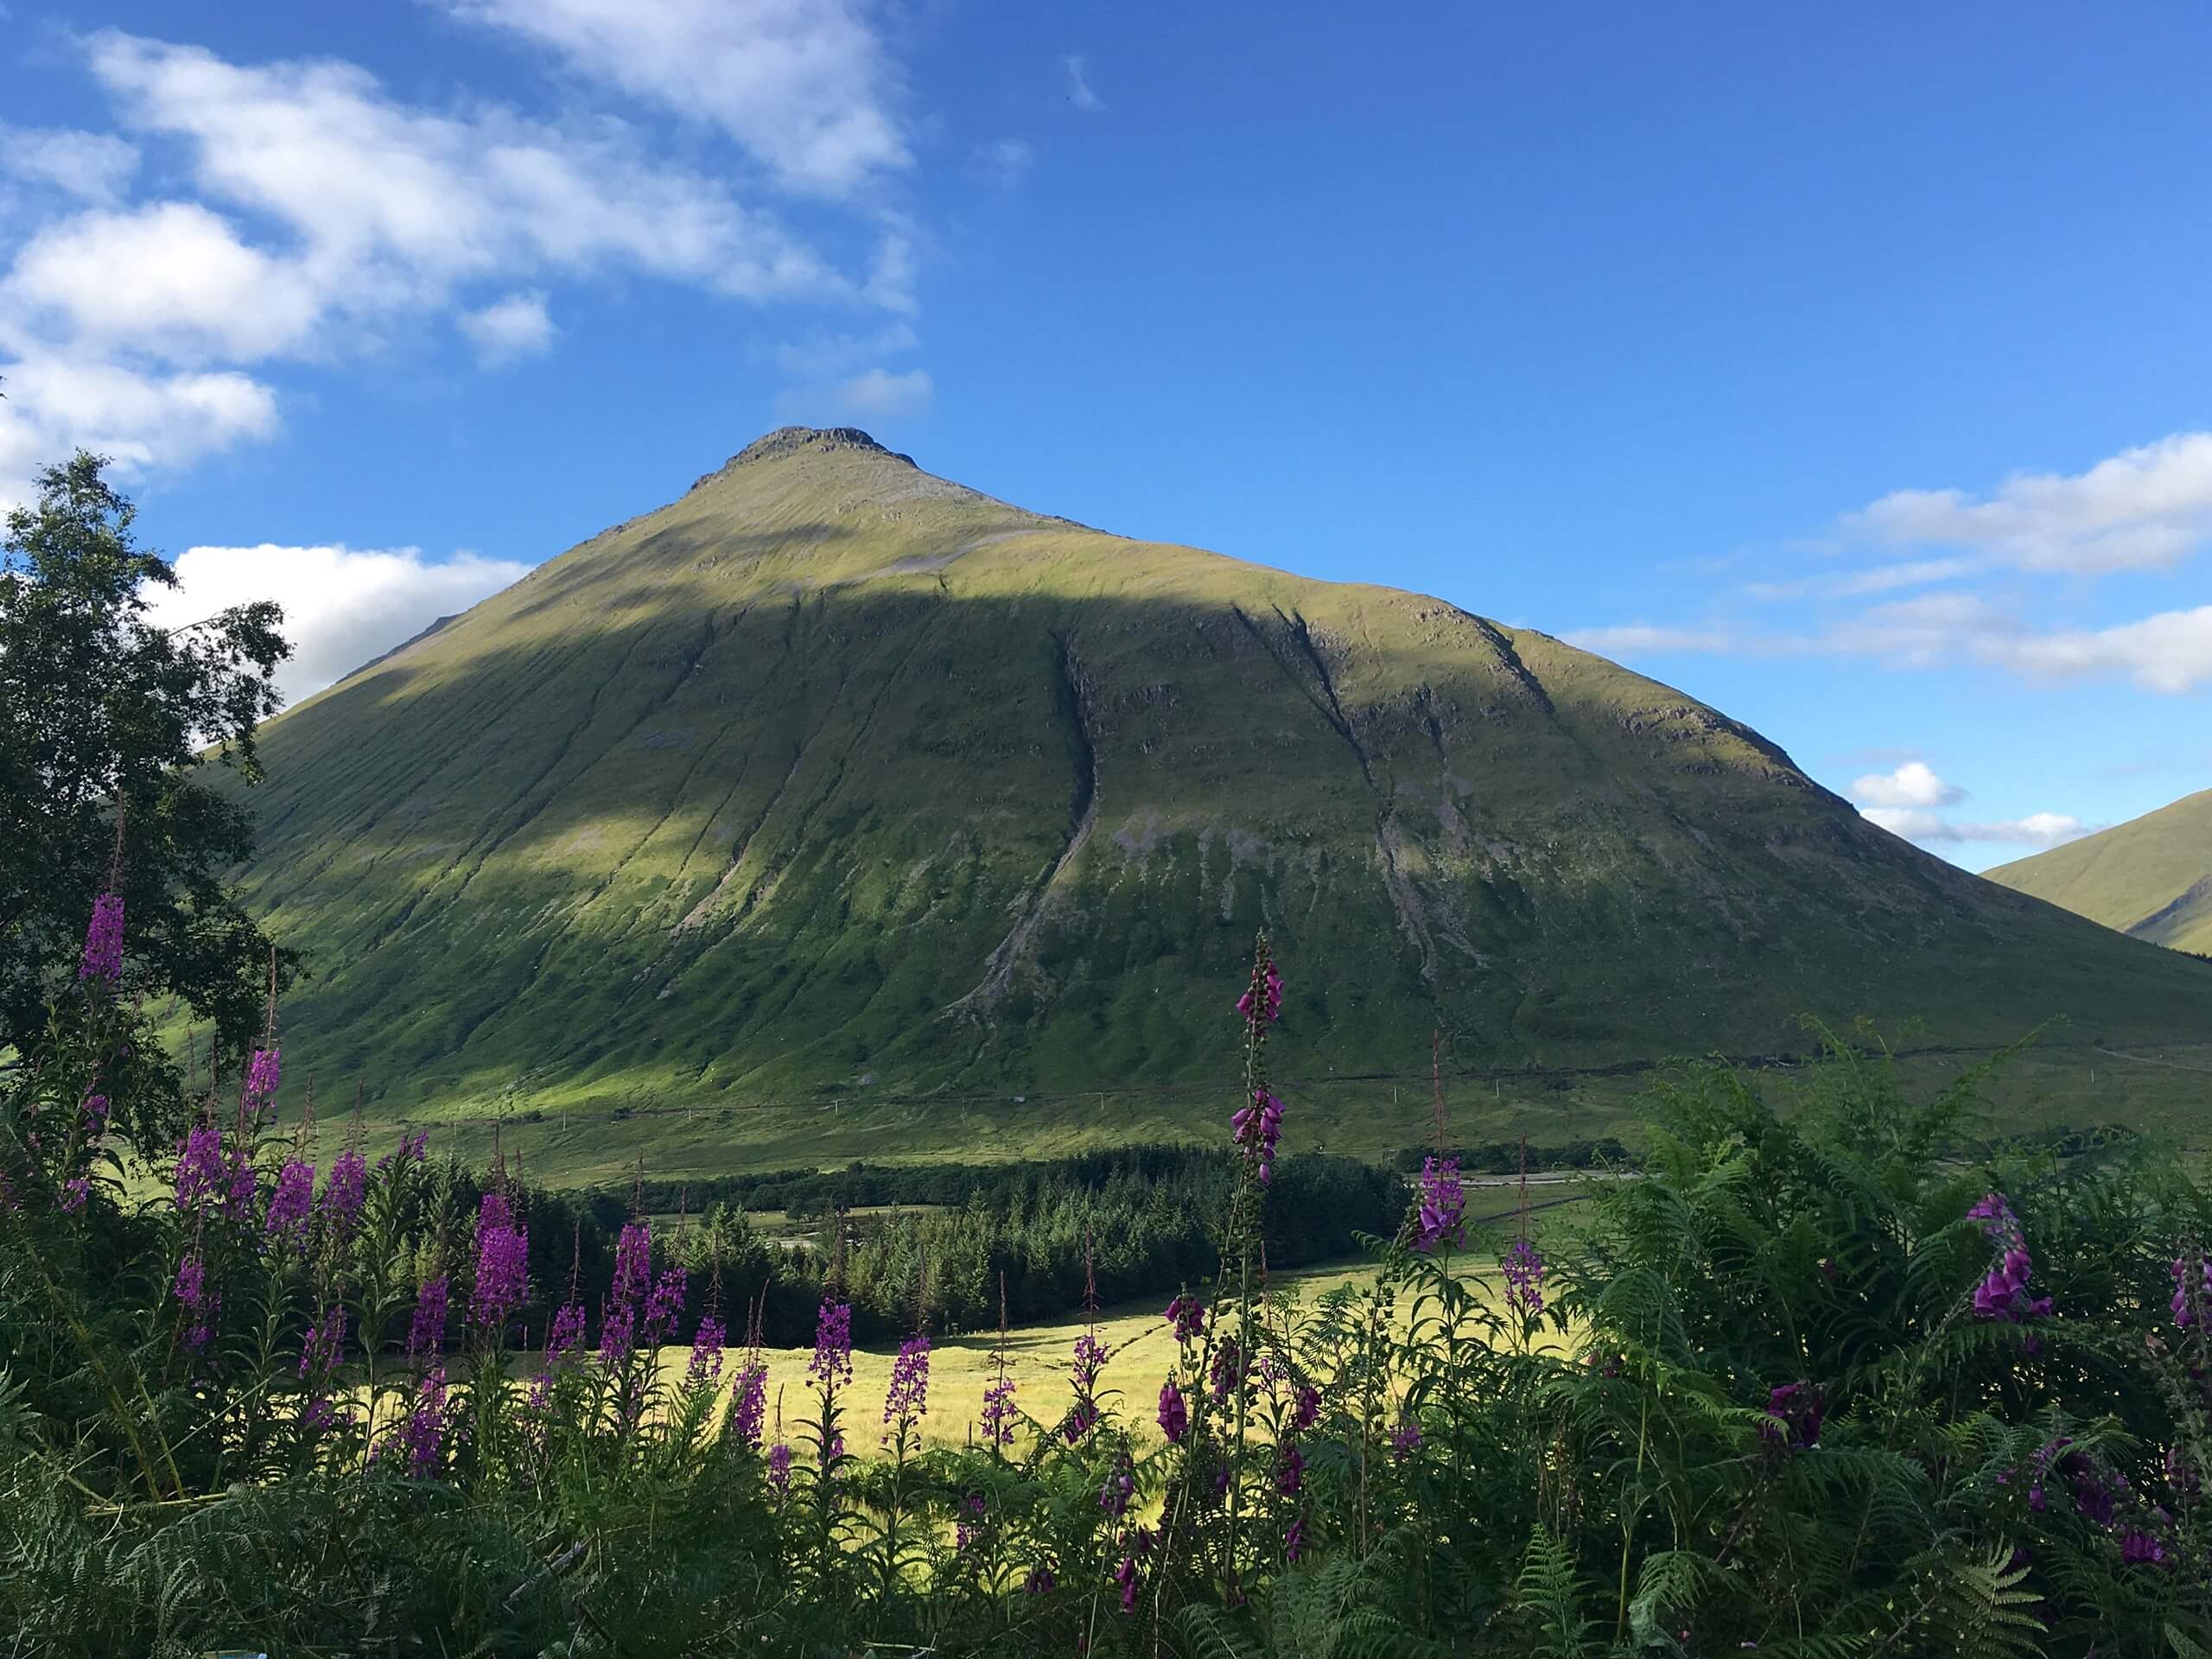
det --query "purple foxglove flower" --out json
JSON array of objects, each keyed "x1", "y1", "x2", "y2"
[
  {"x1": 265, "y1": 1158, "x2": 315, "y2": 1243},
  {"x1": 407, "y1": 1276, "x2": 449, "y2": 1364},
  {"x1": 1276, "y1": 1440, "x2": 1304, "y2": 1495},
  {"x1": 1100, "y1": 1454, "x2": 1135, "y2": 1517},
  {"x1": 1209, "y1": 1338, "x2": 1244, "y2": 1405},
  {"x1": 241, "y1": 1047, "x2": 280, "y2": 1121},
  {"x1": 2171, "y1": 1255, "x2": 2212, "y2": 1326},
  {"x1": 1165, "y1": 1292, "x2": 1205, "y2": 1344},
  {"x1": 1063, "y1": 1400, "x2": 1100, "y2": 1444},
  {"x1": 1024, "y1": 1566, "x2": 1055, "y2": 1595},
  {"x1": 1115, "y1": 1554, "x2": 1139, "y2": 1613},
  {"x1": 78, "y1": 893, "x2": 124, "y2": 984},
  {"x1": 1503, "y1": 1236, "x2": 1546, "y2": 1316},
  {"x1": 980, "y1": 1372, "x2": 1018, "y2": 1446},
  {"x1": 1760, "y1": 1382, "x2": 1824, "y2": 1452},
  {"x1": 1414, "y1": 1156, "x2": 1466, "y2": 1252},
  {"x1": 1285, "y1": 1512, "x2": 1306, "y2": 1562},
  {"x1": 1157, "y1": 1378, "x2": 1187, "y2": 1443},
  {"x1": 883, "y1": 1333, "x2": 931, "y2": 1426},
  {"x1": 808, "y1": 1300, "x2": 854, "y2": 1385},
  {"x1": 321, "y1": 1147, "x2": 367, "y2": 1236},
  {"x1": 1235, "y1": 962, "x2": 1284, "y2": 1026},
  {"x1": 1292, "y1": 1383, "x2": 1320, "y2": 1433},
  {"x1": 687, "y1": 1314, "x2": 727, "y2": 1386}
]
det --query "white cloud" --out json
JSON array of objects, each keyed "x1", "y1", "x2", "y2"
[
  {"x1": 1847, "y1": 430, "x2": 2212, "y2": 575},
  {"x1": 1983, "y1": 606, "x2": 2212, "y2": 696},
  {"x1": 1848, "y1": 760, "x2": 1963, "y2": 810},
  {"x1": 0, "y1": 126, "x2": 139, "y2": 203},
  {"x1": 1561, "y1": 623, "x2": 1745, "y2": 656},
  {"x1": 0, "y1": 353, "x2": 279, "y2": 509},
  {"x1": 971, "y1": 137, "x2": 1033, "y2": 188},
  {"x1": 141, "y1": 543, "x2": 529, "y2": 705},
  {"x1": 1859, "y1": 806, "x2": 2098, "y2": 849},
  {"x1": 83, "y1": 33, "x2": 842, "y2": 305},
  {"x1": 3, "y1": 200, "x2": 325, "y2": 364},
  {"x1": 1064, "y1": 54, "x2": 1103, "y2": 111},
  {"x1": 459, "y1": 289, "x2": 555, "y2": 365},
  {"x1": 437, "y1": 0, "x2": 910, "y2": 197}
]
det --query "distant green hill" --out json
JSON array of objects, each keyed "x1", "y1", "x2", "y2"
[
  {"x1": 224, "y1": 428, "x2": 2211, "y2": 1152},
  {"x1": 1985, "y1": 789, "x2": 2212, "y2": 956}
]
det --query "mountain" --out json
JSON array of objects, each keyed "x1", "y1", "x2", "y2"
[
  {"x1": 1985, "y1": 790, "x2": 2212, "y2": 956},
  {"x1": 227, "y1": 428, "x2": 2211, "y2": 1144}
]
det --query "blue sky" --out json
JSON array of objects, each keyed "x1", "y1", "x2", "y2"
[{"x1": 3, "y1": 3, "x2": 2209, "y2": 872}]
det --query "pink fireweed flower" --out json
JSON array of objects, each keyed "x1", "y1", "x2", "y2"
[
  {"x1": 766, "y1": 1442, "x2": 793, "y2": 1491},
  {"x1": 643, "y1": 1263, "x2": 688, "y2": 1348},
  {"x1": 1165, "y1": 1292, "x2": 1205, "y2": 1344},
  {"x1": 809, "y1": 1300, "x2": 854, "y2": 1386},
  {"x1": 1502, "y1": 1236, "x2": 1547, "y2": 1316},
  {"x1": 1065, "y1": 1331, "x2": 1106, "y2": 1441},
  {"x1": 469, "y1": 1193, "x2": 528, "y2": 1332},
  {"x1": 1157, "y1": 1378, "x2": 1188, "y2": 1443},
  {"x1": 174, "y1": 1122, "x2": 226, "y2": 1212},
  {"x1": 1414, "y1": 1156, "x2": 1466, "y2": 1252},
  {"x1": 687, "y1": 1314, "x2": 727, "y2": 1386},
  {"x1": 60, "y1": 1175, "x2": 89, "y2": 1211},
  {"x1": 264, "y1": 1158, "x2": 315, "y2": 1243},
  {"x1": 1230, "y1": 1089, "x2": 1285, "y2": 1185},
  {"x1": 407, "y1": 1276, "x2": 449, "y2": 1365},
  {"x1": 527, "y1": 1300, "x2": 588, "y2": 1418},
  {"x1": 298, "y1": 1304, "x2": 350, "y2": 1431},
  {"x1": 80, "y1": 1093, "x2": 111, "y2": 1130},
  {"x1": 172, "y1": 1252, "x2": 218, "y2": 1351},
  {"x1": 883, "y1": 1333, "x2": 931, "y2": 1429},
  {"x1": 321, "y1": 1147, "x2": 367, "y2": 1236},
  {"x1": 400, "y1": 1369, "x2": 447, "y2": 1478},
  {"x1": 1389, "y1": 1418, "x2": 1422, "y2": 1460},
  {"x1": 78, "y1": 893, "x2": 124, "y2": 984},
  {"x1": 732, "y1": 1362, "x2": 768, "y2": 1446},
  {"x1": 240, "y1": 1047, "x2": 280, "y2": 1121},
  {"x1": 611, "y1": 1221, "x2": 652, "y2": 1306},
  {"x1": 2173, "y1": 1255, "x2": 2212, "y2": 1326}
]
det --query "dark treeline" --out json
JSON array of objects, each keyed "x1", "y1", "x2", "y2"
[
  {"x1": 479, "y1": 1147, "x2": 1406, "y2": 1349},
  {"x1": 1384, "y1": 1135, "x2": 1630, "y2": 1174}
]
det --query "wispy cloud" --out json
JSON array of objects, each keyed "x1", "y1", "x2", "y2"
[
  {"x1": 1560, "y1": 623, "x2": 1745, "y2": 656},
  {"x1": 970, "y1": 137, "x2": 1034, "y2": 188},
  {"x1": 1744, "y1": 556, "x2": 1981, "y2": 601},
  {"x1": 1859, "y1": 807, "x2": 2097, "y2": 849},
  {"x1": 774, "y1": 364, "x2": 933, "y2": 423},
  {"x1": 1065, "y1": 54, "x2": 1103, "y2": 111},
  {"x1": 435, "y1": 0, "x2": 911, "y2": 198},
  {"x1": 0, "y1": 125, "x2": 139, "y2": 203}
]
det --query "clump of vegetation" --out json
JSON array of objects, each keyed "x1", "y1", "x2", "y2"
[{"x1": 7, "y1": 907, "x2": 2212, "y2": 1657}]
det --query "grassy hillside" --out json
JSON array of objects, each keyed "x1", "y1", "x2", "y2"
[
  {"x1": 1985, "y1": 788, "x2": 2212, "y2": 955},
  {"x1": 215, "y1": 428, "x2": 2212, "y2": 1167}
]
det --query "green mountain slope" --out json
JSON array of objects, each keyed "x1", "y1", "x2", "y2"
[
  {"x1": 1985, "y1": 790, "x2": 2212, "y2": 955},
  {"x1": 228, "y1": 428, "x2": 2211, "y2": 1139}
]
